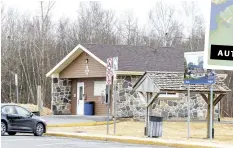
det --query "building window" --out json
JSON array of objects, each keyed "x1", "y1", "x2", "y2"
[
  {"x1": 160, "y1": 92, "x2": 176, "y2": 95},
  {"x1": 79, "y1": 87, "x2": 83, "y2": 100},
  {"x1": 158, "y1": 92, "x2": 180, "y2": 100},
  {"x1": 94, "y1": 81, "x2": 106, "y2": 96}
]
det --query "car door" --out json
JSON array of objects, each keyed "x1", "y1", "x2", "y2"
[
  {"x1": 13, "y1": 106, "x2": 34, "y2": 132},
  {"x1": 2, "y1": 105, "x2": 19, "y2": 130}
]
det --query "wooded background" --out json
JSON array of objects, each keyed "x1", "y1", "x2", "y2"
[{"x1": 1, "y1": 1, "x2": 232, "y2": 117}]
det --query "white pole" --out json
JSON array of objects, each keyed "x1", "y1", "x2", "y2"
[
  {"x1": 10, "y1": 80, "x2": 12, "y2": 103},
  {"x1": 113, "y1": 79, "x2": 117, "y2": 134},
  {"x1": 187, "y1": 84, "x2": 190, "y2": 139},
  {"x1": 15, "y1": 74, "x2": 19, "y2": 103},
  {"x1": 210, "y1": 84, "x2": 213, "y2": 141},
  {"x1": 107, "y1": 85, "x2": 110, "y2": 134}
]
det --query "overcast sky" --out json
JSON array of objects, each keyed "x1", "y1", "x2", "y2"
[{"x1": 2, "y1": 0, "x2": 210, "y2": 35}]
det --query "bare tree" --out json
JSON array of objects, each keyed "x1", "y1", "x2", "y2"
[
  {"x1": 149, "y1": 0, "x2": 183, "y2": 47},
  {"x1": 118, "y1": 11, "x2": 139, "y2": 45},
  {"x1": 182, "y1": 0, "x2": 205, "y2": 51}
]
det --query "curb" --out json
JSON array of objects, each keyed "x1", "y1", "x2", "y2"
[
  {"x1": 47, "y1": 121, "x2": 118, "y2": 127},
  {"x1": 45, "y1": 132, "x2": 216, "y2": 148}
]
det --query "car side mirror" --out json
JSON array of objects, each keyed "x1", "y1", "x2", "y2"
[
  {"x1": 29, "y1": 113, "x2": 34, "y2": 117},
  {"x1": 31, "y1": 111, "x2": 40, "y2": 116}
]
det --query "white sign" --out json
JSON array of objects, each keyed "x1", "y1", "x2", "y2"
[
  {"x1": 107, "y1": 58, "x2": 113, "y2": 73},
  {"x1": 106, "y1": 58, "x2": 113, "y2": 85},
  {"x1": 113, "y1": 57, "x2": 118, "y2": 71},
  {"x1": 15, "y1": 74, "x2": 18, "y2": 86},
  {"x1": 106, "y1": 72, "x2": 112, "y2": 85}
]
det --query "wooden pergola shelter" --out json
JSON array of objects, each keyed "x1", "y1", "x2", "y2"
[{"x1": 132, "y1": 71, "x2": 231, "y2": 138}]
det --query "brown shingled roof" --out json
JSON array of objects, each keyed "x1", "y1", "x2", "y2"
[{"x1": 133, "y1": 71, "x2": 231, "y2": 94}]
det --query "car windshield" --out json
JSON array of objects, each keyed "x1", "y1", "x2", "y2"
[{"x1": 15, "y1": 106, "x2": 31, "y2": 116}]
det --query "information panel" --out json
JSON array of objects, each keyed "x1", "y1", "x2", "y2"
[{"x1": 204, "y1": 0, "x2": 233, "y2": 70}]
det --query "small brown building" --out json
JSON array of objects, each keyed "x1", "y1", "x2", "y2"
[{"x1": 46, "y1": 44, "x2": 184, "y2": 116}]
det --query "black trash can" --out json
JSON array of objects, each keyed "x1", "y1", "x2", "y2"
[
  {"x1": 148, "y1": 116, "x2": 163, "y2": 138},
  {"x1": 84, "y1": 101, "x2": 95, "y2": 115}
]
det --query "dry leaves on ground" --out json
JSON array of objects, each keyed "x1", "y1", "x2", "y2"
[{"x1": 18, "y1": 104, "x2": 52, "y2": 116}]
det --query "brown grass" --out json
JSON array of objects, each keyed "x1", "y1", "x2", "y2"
[
  {"x1": 221, "y1": 117, "x2": 233, "y2": 121},
  {"x1": 18, "y1": 104, "x2": 52, "y2": 116},
  {"x1": 48, "y1": 120, "x2": 233, "y2": 144}
]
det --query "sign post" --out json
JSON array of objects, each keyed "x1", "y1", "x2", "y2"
[
  {"x1": 112, "y1": 57, "x2": 118, "y2": 134},
  {"x1": 106, "y1": 58, "x2": 113, "y2": 134},
  {"x1": 187, "y1": 84, "x2": 190, "y2": 139},
  {"x1": 210, "y1": 84, "x2": 213, "y2": 141},
  {"x1": 106, "y1": 85, "x2": 110, "y2": 134},
  {"x1": 184, "y1": 52, "x2": 216, "y2": 140}
]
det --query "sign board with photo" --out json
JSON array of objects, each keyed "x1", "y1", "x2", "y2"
[
  {"x1": 184, "y1": 51, "x2": 216, "y2": 84},
  {"x1": 204, "y1": 0, "x2": 233, "y2": 70}
]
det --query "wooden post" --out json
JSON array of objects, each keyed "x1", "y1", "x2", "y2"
[
  {"x1": 37, "y1": 85, "x2": 42, "y2": 113},
  {"x1": 210, "y1": 85, "x2": 214, "y2": 141},
  {"x1": 148, "y1": 93, "x2": 152, "y2": 137},
  {"x1": 51, "y1": 80, "x2": 53, "y2": 110},
  {"x1": 207, "y1": 93, "x2": 215, "y2": 139},
  {"x1": 148, "y1": 93, "x2": 153, "y2": 116}
]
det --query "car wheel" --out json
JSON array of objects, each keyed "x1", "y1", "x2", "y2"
[
  {"x1": 1, "y1": 122, "x2": 7, "y2": 136},
  {"x1": 34, "y1": 123, "x2": 44, "y2": 136},
  {"x1": 8, "y1": 132, "x2": 17, "y2": 135}
]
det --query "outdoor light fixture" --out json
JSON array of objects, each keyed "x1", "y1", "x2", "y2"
[{"x1": 86, "y1": 59, "x2": 88, "y2": 64}]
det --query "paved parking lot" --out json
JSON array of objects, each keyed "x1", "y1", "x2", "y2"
[{"x1": 1, "y1": 134, "x2": 170, "y2": 148}]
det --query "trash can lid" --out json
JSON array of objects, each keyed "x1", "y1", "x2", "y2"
[
  {"x1": 84, "y1": 101, "x2": 95, "y2": 104},
  {"x1": 149, "y1": 116, "x2": 163, "y2": 122}
]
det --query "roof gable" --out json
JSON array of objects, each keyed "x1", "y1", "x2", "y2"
[
  {"x1": 134, "y1": 75, "x2": 160, "y2": 93},
  {"x1": 46, "y1": 44, "x2": 106, "y2": 77}
]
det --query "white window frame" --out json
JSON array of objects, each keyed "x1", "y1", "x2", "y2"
[
  {"x1": 158, "y1": 92, "x2": 181, "y2": 100},
  {"x1": 94, "y1": 81, "x2": 106, "y2": 96}
]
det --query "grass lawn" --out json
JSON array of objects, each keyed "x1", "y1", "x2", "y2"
[{"x1": 48, "y1": 120, "x2": 233, "y2": 144}]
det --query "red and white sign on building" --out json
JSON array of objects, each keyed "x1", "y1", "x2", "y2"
[{"x1": 106, "y1": 58, "x2": 113, "y2": 85}]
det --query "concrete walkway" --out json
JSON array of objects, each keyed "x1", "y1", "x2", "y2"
[
  {"x1": 41, "y1": 115, "x2": 113, "y2": 125},
  {"x1": 46, "y1": 131, "x2": 233, "y2": 148}
]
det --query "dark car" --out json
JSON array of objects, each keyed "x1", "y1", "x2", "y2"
[{"x1": 1, "y1": 103, "x2": 47, "y2": 136}]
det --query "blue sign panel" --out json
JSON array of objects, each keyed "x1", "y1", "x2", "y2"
[{"x1": 184, "y1": 52, "x2": 215, "y2": 84}]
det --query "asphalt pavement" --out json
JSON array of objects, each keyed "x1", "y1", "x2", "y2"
[{"x1": 1, "y1": 134, "x2": 170, "y2": 148}]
